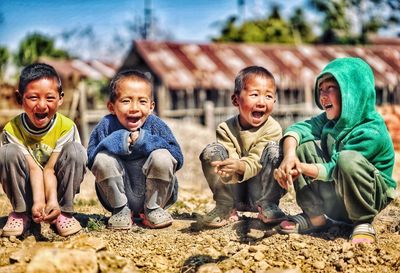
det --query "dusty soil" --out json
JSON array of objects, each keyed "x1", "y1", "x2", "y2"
[{"x1": 0, "y1": 120, "x2": 400, "y2": 273}]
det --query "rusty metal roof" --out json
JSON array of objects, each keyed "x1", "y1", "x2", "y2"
[
  {"x1": 133, "y1": 40, "x2": 400, "y2": 90},
  {"x1": 39, "y1": 57, "x2": 117, "y2": 81}
]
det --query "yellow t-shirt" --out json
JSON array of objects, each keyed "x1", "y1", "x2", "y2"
[{"x1": 1, "y1": 113, "x2": 81, "y2": 168}]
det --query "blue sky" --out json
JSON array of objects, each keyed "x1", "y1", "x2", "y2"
[{"x1": 0, "y1": 0, "x2": 307, "y2": 60}]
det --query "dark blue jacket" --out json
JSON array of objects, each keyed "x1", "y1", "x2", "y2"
[{"x1": 87, "y1": 114, "x2": 183, "y2": 170}]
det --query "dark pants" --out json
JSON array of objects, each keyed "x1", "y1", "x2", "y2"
[
  {"x1": 295, "y1": 141, "x2": 392, "y2": 224},
  {"x1": 200, "y1": 142, "x2": 286, "y2": 211}
]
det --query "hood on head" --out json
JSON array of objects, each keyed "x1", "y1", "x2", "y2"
[{"x1": 314, "y1": 57, "x2": 376, "y2": 132}]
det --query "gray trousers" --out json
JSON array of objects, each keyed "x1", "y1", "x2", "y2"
[
  {"x1": 91, "y1": 149, "x2": 178, "y2": 214},
  {"x1": 200, "y1": 142, "x2": 286, "y2": 211},
  {"x1": 0, "y1": 142, "x2": 87, "y2": 213},
  {"x1": 295, "y1": 141, "x2": 392, "y2": 224}
]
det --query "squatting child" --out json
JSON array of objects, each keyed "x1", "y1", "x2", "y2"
[
  {"x1": 274, "y1": 57, "x2": 396, "y2": 243},
  {"x1": 87, "y1": 69, "x2": 183, "y2": 229},
  {"x1": 0, "y1": 63, "x2": 87, "y2": 237},
  {"x1": 199, "y1": 66, "x2": 286, "y2": 228}
]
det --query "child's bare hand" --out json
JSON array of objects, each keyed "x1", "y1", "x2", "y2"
[
  {"x1": 43, "y1": 201, "x2": 61, "y2": 224},
  {"x1": 32, "y1": 203, "x2": 45, "y2": 223},
  {"x1": 211, "y1": 158, "x2": 242, "y2": 178},
  {"x1": 128, "y1": 131, "x2": 140, "y2": 144},
  {"x1": 274, "y1": 156, "x2": 302, "y2": 189}
]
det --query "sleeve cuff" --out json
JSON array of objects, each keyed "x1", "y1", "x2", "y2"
[
  {"x1": 315, "y1": 163, "x2": 329, "y2": 181},
  {"x1": 283, "y1": 131, "x2": 300, "y2": 145}
]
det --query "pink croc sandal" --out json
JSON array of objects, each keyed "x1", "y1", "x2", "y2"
[
  {"x1": 55, "y1": 213, "x2": 82, "y2": 237},
  {"x1": 2, "y1": 212, "x2": 31, "y2": 237}
]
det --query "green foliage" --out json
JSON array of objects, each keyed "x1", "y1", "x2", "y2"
[
  {"x1": 215, "y1": 0, "x2": 399, "y2": 45},
  {"x1": 0, "y1": 46, "x2": 10, "y2": 81},
  {"x1": 86, "y1": 217, "x2": 106, "y2": 231},
  {"x1": 290, "y1": 8, "x2": 316, "y2": 43},
  {"x1": 74, "y1": 198, "x2": 99, "y2": 207},
  {"x1": 310, "y1": 0, "x2": 400, "y2": 44},
  {"x1": 14, "y1": 33, "x2": 69, "y2": 67},
  {"x1": 213, "y1": 5, "x2": 311, "y2": 44}
]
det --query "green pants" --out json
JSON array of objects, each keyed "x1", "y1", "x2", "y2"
[{"x1": 295, "y1": 141, "x2": 392, "y2": 224}]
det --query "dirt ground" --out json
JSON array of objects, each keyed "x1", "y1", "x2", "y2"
[{"x1": 0, "y1": 120, "x2": 400, "y2": 273}]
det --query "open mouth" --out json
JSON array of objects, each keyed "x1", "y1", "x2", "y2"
[
  {"x1": 127, "y1": 116, "x2": 141, "y2": 123},
  {"x1": 34, "y1": 113, "x2": 48, "y2": 120},
  {"x1": 252, "y1": 111, "x2": 265, "y2": 119},
  {"x1": 323, "y1": 103, "x2": 333, "y2": 110}
]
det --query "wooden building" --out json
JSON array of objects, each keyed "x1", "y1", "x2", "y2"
[{"x1": 120, "y1": 40, "x2": 400, "y2": 128}]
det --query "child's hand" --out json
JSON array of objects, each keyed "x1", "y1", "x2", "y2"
[
  {"x1": 274, "y1": 156, "x2": 302, "y2": 190},
  {"x1": 128, "y1": 131, "x2": 140, "y2": 144},
  {"x1": 32, "y1": 202, "x2": 46, "y2": 223},
  {"x1": 211, "y1": 158, "x2": 244, "y2": 178},
  {"x1": 43, "y1": 201, "x2": 61, "y2": 224}
]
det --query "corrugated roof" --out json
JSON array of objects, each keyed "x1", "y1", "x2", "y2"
[
  {"x1": 39, "y1": 57, "x2": 117, "y2": 81},
  {"x1": 133, "y1": 40, "x2": 400, "y2": 90}
]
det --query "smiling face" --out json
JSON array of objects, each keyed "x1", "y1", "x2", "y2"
[
  {"x1": 107, "y1": 78, "x2": 155, "y2": 131},
  {"x1": 318, "y1": 78, "x2": 342, "y2": 120},
  {"x1": 232, "y1": 75, "x2": 276, "y2": 130},
  {"x1": 21, "y1": 77, "x2": 63, "y2": 129}
]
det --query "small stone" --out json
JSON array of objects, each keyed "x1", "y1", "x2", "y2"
[
  {"x1": 345, "y1": 251, "x2": 354, "y2": 259},
  {"x1": 253, "y1": 251, "x2": 265, "y2": 261},
  {"x1": 225, "y1": 268, "x2": 243, "y2": 273},
  {"x1": 247, "y1": 229, "x2": 265, "y2": 240},
  {"x1": 313, "y1": 260, "x2": 325, "y2": 270},
  {"x1": 197, "y1": 263, "x2": 222, "y2": 273}
]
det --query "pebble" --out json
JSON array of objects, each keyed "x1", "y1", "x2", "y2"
[{"x1": 313, "y1": 260, "x2": 325, "y2": 270}]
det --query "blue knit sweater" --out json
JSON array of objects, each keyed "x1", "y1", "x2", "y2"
[{"x1": 87, "y1": 114, "x2": 184, "y2": 170}]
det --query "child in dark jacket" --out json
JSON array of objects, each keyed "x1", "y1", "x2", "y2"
[
  {"x1": 87, "y1": 69, "x2": 183, "y2": 229},
  {"x1": 274, "y1": 57, "x2": 396, "y2": 243}
]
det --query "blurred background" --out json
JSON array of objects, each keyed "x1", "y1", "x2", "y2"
[{"x1": 0, "y1": 0, "x2": 400, "y2": 151}]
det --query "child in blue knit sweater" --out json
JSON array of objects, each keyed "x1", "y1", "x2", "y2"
[{"x1": 87, "y1": 70, "x2": 183, "y2": 229}]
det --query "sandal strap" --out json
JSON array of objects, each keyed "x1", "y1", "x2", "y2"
[
  {"x1": 288, "y1": 213, "x2": 311, "y2": 230},
  {"x1": 351, "y1": 223, "x2": 376, "y2": 238},
  {"x1": 108, "y1": 206, "x2": 132, "y2": 229},
  {"x1": 56, "y1": 213, "x2": 82, "y2": 236}
]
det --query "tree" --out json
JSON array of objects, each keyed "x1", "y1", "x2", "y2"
[
  {"x1": 213, "y1": 5, "x2": 299, "y2": 44},
  {"x1": 309, "y1": 0, "x2": 400, "y2": 44},
  {"x1": 14, "y1": 33, "x2": 69, "y2": 67},
  {"x1": 347, "y1": 0, "x2": 400, "y2": 42},
  {"x1": 0, "y1": 46, "x2": 10, "y2": 82},
  {"x1": 290, "y1": 8, "x2": 316, "y2": 43},
  {"x1": 212, "y1": 16, "x2": 241, "y2": 42},
  {"x1": 309, "y1": 0, "x2": 352, "y2": 44}
]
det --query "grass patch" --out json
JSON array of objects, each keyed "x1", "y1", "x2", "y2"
[
  {"x1": 86, "y1": 216, "x2": 106, "y2": 231},
  {"x1": 74, "y1": 198, "x2": 99, "y2": 207}
]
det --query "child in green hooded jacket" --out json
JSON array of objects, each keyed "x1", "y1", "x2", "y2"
[{"x1": 274, "y1": 57, "x2": 396, "y2": 243}]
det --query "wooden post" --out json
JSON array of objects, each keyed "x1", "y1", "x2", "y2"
[
  {"x1": 304, "y1": 83, "x2": 313, "y2": 113},
  {"x1": 157, "y1": 84, "x2": 167, "y2": 118},
  {"x1": 204, "y1": 101, "x2": 215, "y2": 131},
  {"x1": 78, "y1": 82, "x2": 89, "y2": 147}
]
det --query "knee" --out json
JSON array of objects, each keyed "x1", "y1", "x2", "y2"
[
  {"x1": 148, "y1": 149, "x2": 174, "y2": 172},
  {"x1": 336, "y1": 150, "x2": 364, "y2": 174},
  {"x1": 261, "y1": 141, "x2": 280, "y2": 166},
  {"x1": 61, "y1": 142, "x2": 87, "y2": 165},
  {"x1": 91, "y1": 152, "x2": 122, "y2": 181},
  {"x1": 0, "y1": 144, "x2": 24, "y2": 165},
  {"x1": 92, "y1": 152, "x2": 115, "y2": 172},
  {"x1": 200, "y1": 143, "x2": 228, "y2": 162}
]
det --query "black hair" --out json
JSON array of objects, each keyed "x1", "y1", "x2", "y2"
[
  {"x1": 234, "y1": 66, "x2": 275, "y2": 95},
  {"x1": 109, "y1": 69, "x2": 152, "y2": 102},
  {"x1": 17, "y1": 63, "x2": 63, "y2": 104}
]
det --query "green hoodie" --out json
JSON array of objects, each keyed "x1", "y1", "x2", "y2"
[{"x1": 285, "y1": 57, "x2": 396, "y2": 189}]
